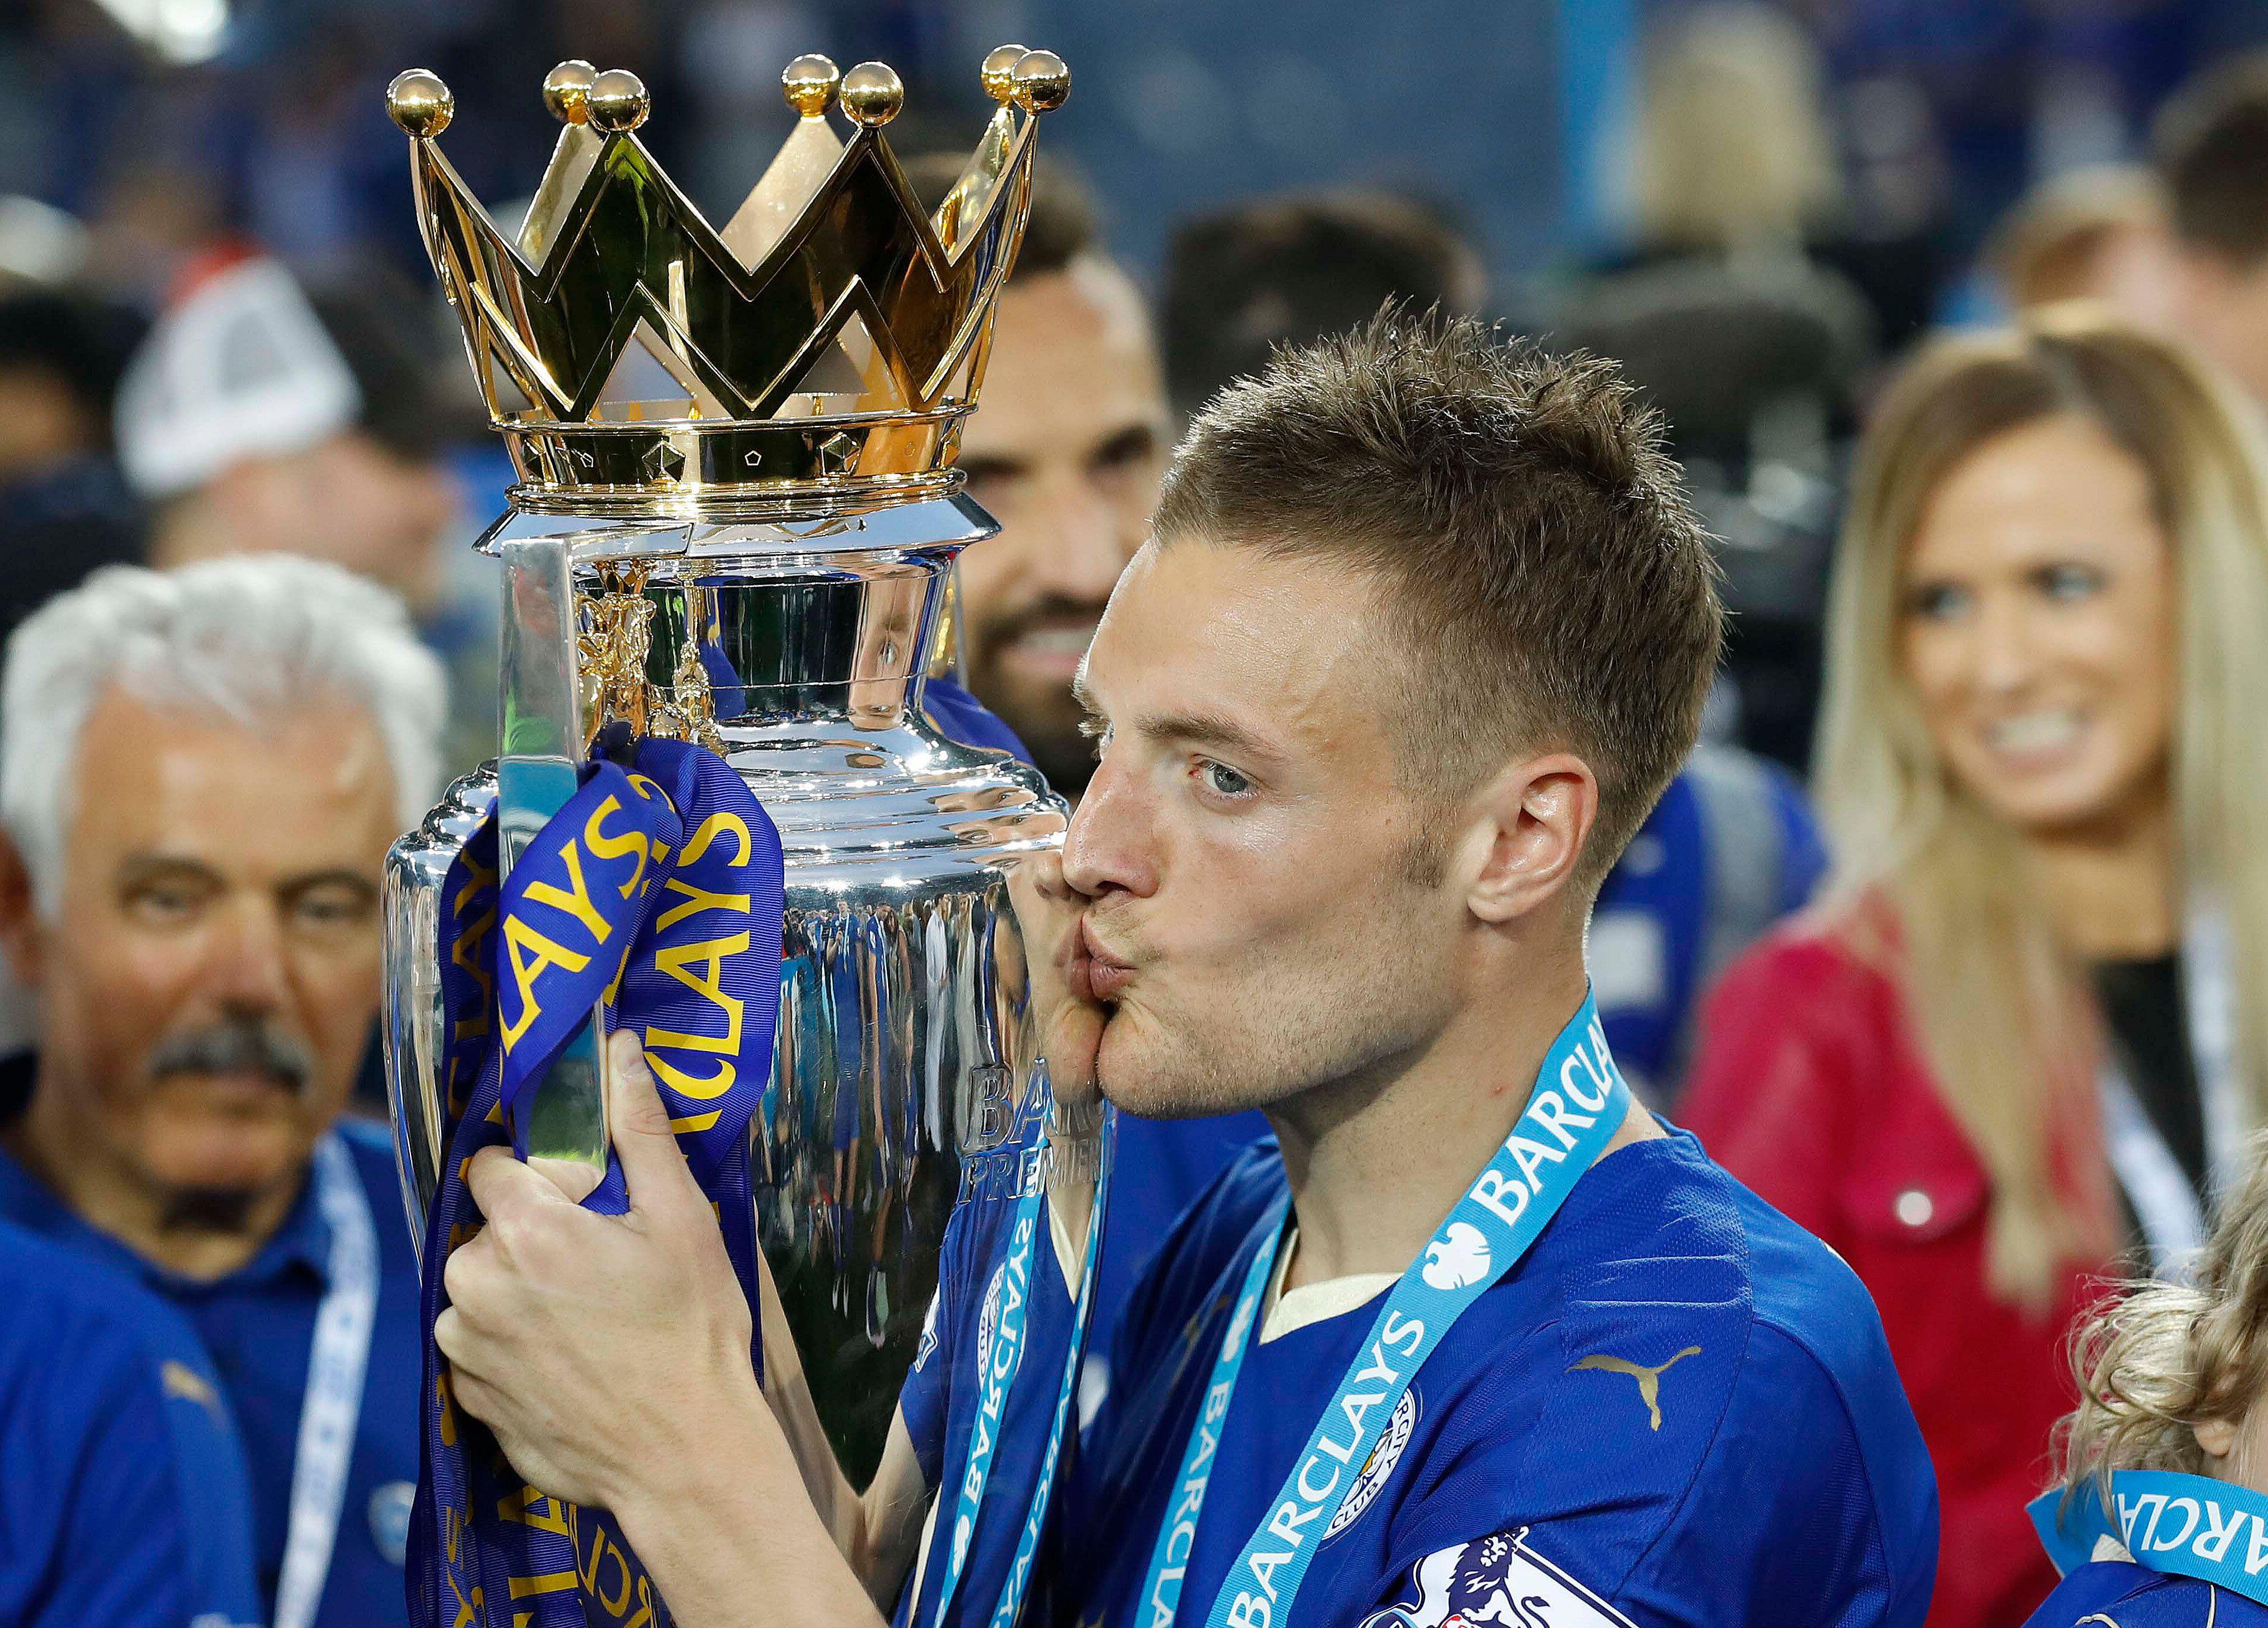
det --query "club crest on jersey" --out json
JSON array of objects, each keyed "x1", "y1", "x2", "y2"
[
  {"x1": 1421, "y1": 1222, "x2": 1493, "y2": 1291},
  {"x1": 1360, "y1": 1528, "x2": 1636, "y2": 1628},
  {"x1": 1323, "y1": 1388, "x2": 1419, "y2": 1542}
]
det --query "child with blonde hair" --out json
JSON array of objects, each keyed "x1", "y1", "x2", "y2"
[{"x1": 2030, "y1": 1135, "x2": 2268, "y2": 1623}]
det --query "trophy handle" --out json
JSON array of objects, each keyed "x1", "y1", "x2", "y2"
[{"x1": 497, "y1": 534, "x2": 612, "y2": 1200}]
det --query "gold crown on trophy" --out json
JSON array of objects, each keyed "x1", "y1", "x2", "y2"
[{"x1": 384, "y1": 46, "x2": 1069, "y2": 512}]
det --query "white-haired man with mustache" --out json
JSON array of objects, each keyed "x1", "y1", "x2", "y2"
[{"x1": 0, "y1": 556, "x2": 445, "y2": 1628}]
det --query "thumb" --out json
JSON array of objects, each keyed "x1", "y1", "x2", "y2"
[{"x1": 604, "y1": 1028, "x2": 705, "y2": 1219}]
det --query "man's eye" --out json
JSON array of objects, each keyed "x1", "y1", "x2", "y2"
[
  {"x1": 1198, "y1": 760, "x2": 1253, "y2": 799},
  {"x1": 1079, "y1": 717, "x2": 1112, "y2": 759},
  {"x1": 294, "y1": 890, "x2": 374, "y2": 928},
  {"x1": 127, "y1": 888, "x2": 199, "y2": 921}
]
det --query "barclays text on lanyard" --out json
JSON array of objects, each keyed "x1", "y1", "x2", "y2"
[
  {"x1": 1139, "y1": 993, "x2": 1632, "y2": 1628},
  {"x1": 2030, "y1": 1471, "x2": 2268, "y2": 1608},
  {"x1": 406, "y1": 738, "x2": 785, "y2": 1628}
]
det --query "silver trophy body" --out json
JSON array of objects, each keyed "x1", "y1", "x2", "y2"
[{"x1": 383, "y1": 499, "x2": 1070, "y2": 1478}]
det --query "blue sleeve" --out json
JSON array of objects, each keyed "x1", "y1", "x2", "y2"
[
  {"x1": 0, "y1": 1272, "x2": 259, "y2": 1628},
  {"x1": 155, "y1": 1342, "x2": 262, "y2": 1627},
  {"x1": 922, "y1": 677, "x2": 1036, "y2": 767},
  {"x1": 1764, "y1": 764, "x2": 1830, "y2": 914},
  {"x1": 1631, "y1": 1320, "x2": 1937, "y2": 1628},
  {"x1": 899, "y1": 1248, "x2": 962, "y2": 1492}
]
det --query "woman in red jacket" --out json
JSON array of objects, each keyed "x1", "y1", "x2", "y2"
[{"x1": 1681, "y1": 307, "x2": 2268, "y2": 1628}]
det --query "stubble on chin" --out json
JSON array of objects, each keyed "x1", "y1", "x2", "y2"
[
  {"x1": 1093, "y1": 997, "x2": 1282, "y2": 1122},
  {"x1": 1094, "y1": 945, "x2": 1439, "y2": 1125}
]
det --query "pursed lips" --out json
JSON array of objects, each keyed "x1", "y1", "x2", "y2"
[{"x1": 1076, "y1": 915, "x2": 1136, "y2": 1003}]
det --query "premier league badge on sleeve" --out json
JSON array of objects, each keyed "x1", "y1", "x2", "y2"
[{"x1": 1362, "y1": 1528, "x2": 1638, "y2": 1628}]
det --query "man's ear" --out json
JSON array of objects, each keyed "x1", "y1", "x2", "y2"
[
  {"x1": 1455, "y1": 751, "x2": 1599, "y2": 926},
  {"x1": 0, "y1": 832, "x2": 47, "y2": 991}
]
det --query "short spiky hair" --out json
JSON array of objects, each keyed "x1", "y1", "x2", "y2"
[{"x1": 1152, "y1": 308, "x2": 1721, "y2": 887}]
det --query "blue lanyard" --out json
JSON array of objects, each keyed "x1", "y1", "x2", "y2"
[
  {"x1": 1137, "y1": 993, "x2": 1632, "y2": 1628},
  {"x1": 1139, "y1": 1191, "x2": 1289, "y2": 1628},
  {"x1": 2031, "y1": 1471, "x2": 2268, "y2": 1606},
  {"x1": 930, "y1": 1098, "x2": 1113, "y2": 1628}
]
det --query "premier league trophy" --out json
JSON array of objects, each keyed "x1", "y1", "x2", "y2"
[{"x1": 375, "y1": 44, "x2": 1098, "y2": 1622}]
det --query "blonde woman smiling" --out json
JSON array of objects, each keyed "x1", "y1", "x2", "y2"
[{"x1": 1682, "y1": 307, "x2": 2268, "y2": 1628}]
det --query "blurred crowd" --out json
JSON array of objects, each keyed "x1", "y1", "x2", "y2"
[{"x1": 12, "y1": 1, "x2": 2268, "y2": 1626}]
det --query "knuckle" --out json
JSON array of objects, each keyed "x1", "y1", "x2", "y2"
[
  {"x1": 449, "y1": 1371, "x2": 495, "y2": 1423},
  {"x1": 485, "y1": 1209, "x2": 534, "y2": 1261}
]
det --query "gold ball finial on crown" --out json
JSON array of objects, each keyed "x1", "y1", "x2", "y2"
[
  {"x1": 781, "y1": 54, "x2": 840, "y2": 118},
  {"x1": 543, "y1": 60, "x2": 597, "y2": 124},
  {"x1": 386, "y1": 69, "x2": 455, "y2": 139},
  {"x1": 1010, "y1": 50, "x2": 1070, "y2": 114},
  {"x1": 840, "y1": 62, "x2": 904, "y2": 128},
  {"x1": 586, "y1": 68, "x2": 650, "y2": 134},
  {"x1": 981, "y1": 44, "x2": 1029, "y2": 105}
]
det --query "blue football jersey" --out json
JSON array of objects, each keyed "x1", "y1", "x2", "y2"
[
  {"x1": 2026, "y1": 1560, "x2": 2268, "y2": 1627},
  {"x1": 1052, "y1": 1132, "x2": 1938, "y2": 1628},
  {"x1": 895, "y1": 1087, "x2": 1093, "y2": 1628},
  {"x1": 0, "y1": 1217, "x2": 261, "y2": 1628}
]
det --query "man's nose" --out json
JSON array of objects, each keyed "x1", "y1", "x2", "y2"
[
  {"x1": 1061, "y1": 746, "x2": 1159, "y2": 900},
  {"x1": 208, "y1": 899, "x2": 291, "y2": 1010},
  {"x1": 1028, "y1": 474, "x2": 1136, "y2": 604}
]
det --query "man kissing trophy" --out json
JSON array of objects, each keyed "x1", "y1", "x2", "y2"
[{"x1": 375, "y1": 45, "x2": 1103, "y2": 1628}]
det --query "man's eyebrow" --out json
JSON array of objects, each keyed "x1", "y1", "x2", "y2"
[
  {"x1": 1067, "y1": 677, "x2": 1270, "y2": 757},
  {"x1": 116, "y1": 854, "x2": 225, "y2": 889},
  {"x1": 1135, "y1": 708, "x2": 1278, "y2": 762},
  {"x1": 959, "y1": 450, "x2": 1028, "y2": 478}
]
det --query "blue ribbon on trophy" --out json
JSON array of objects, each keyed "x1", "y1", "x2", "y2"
[{"x1": 406, "y1": 737, "x2": 785, "y2": 1628}]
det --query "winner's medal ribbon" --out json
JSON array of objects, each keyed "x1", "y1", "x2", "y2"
[
  {"x1": 1138, "y1": 992, "x2": 1632, "y2": 1628},
  {"x1": 2030, "y1": 1472, "x2": 2268, "y2": 1606},
  {"x1": 927, "y1": 1090, "x2": 1112, "y2": 1628},
  {"x1": 407, "y1": 738, "x2": 784, "y2": 1628}
]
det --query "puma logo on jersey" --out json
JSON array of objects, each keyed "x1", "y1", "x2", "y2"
[
  {"x1": 1567, "y1": 1345, "x2": 1702, "y2": 1430},
  {"x1": 160, "y1": 1358, "x2": 221, "y2": 1416}
]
